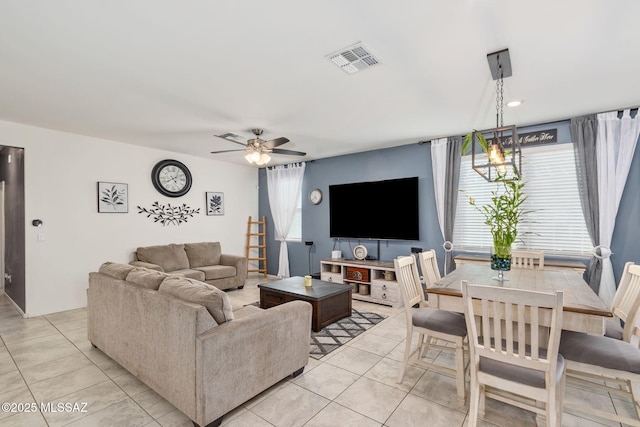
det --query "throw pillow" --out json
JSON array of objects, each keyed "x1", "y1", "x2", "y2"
[
  {"x1": 126, "y1": 267, "x2": 170, "y2": 290},
  {"x1": 136, "y1": 244, "x2": 190, "y2": 272},
  {"x1": 99, "y1": 262, "x2": 135, "y2": 280},
  {"x1": 184, "y1": 242, "x2": 222, "y2": 268},
  {"x1": 159, "y1": 276, "x2": 234, "y2": 324}
]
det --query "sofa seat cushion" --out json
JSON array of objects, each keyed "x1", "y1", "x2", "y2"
[
  {"x1": 159, "y1": 277, "x2": 234, "y2": 324},
  {"x1": 185, "y1": 242, "x2": 222, "y2": 268},
  {"x1": 136, "y1": 244, "x2": 190, "y2": 272},
  {"x1": 99, "y1": 262, "x2": 135, "y2": 280},
  {"x1": 169, "y1": 269, "x2": 206, "y2": 281},
  {"x1": 195, "y1": 265, "x2": 237, "y2": 281},
  {"x1": 126, "y1": 267, "x2": 171, "y2": 290}
]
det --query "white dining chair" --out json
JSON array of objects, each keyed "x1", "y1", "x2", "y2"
[
  {"x1": 461, "y1": 281, "x2": 565, "y2": 427},
  {"x1": 394, "y1": 255, "x2": 468, "y2": 403},
  {"x1": 605, "y1": 262, "x2": 640, "y2": 344},
  {"x1": 417, "y1": 249, "x2": 441, "y2": 286},
  {"x1": 560, "y1": 262, "x2": 640, "y2": 426},
  {"x1": 511, "y1": 250, "x2": 545, "y2": 269}
]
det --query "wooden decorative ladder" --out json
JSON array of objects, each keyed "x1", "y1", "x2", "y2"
[{"x1": 246, "y1": 216, "x2": 267, "y2": 278}]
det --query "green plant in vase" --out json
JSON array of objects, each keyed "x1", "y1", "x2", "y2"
[{"x1": 469, "y1": 174, "x2": 530, "y2": 280}]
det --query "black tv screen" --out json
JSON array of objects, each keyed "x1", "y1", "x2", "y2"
[{"x1": 329, "y1": 177, "x2": 419, "y2": 241}]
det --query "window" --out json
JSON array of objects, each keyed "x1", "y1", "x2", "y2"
[
  {"x1": 286, "y1": 195, "x2": 302, "y2": 241},
  {"x1": 453, "y1": 143, "x2": 593, "y2": 256}
]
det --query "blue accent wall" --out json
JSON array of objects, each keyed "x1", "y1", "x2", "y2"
[
  {"x1": 612, "y1": 140, "x2": 640, "y2": 283},
  {"x1": 259, "y1": 120, "x2": 640, "y2": 286},
  {"x1": 259, "y1": 143, "x2": 441, "y2": 276}
]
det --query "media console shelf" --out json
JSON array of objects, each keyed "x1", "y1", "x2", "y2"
[{"x1": 320, "y1": 258, "x2": 403, "y2": 308}]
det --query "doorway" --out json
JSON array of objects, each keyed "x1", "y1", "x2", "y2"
[
  {"x1": 0, "y1": 146, "x2": 26, "y2": 312},
  {"x1": 0, "y1": 181, "x2": 4, "y2": 294}
]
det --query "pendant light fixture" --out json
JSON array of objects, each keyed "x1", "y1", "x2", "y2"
[{"x1": 470, "y1": 49, "x2": 521, "y2": 182}]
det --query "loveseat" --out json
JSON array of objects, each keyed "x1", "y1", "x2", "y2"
[
  {"x1": 130, "y1": 242, "x2": 247, "y2": 290},
  {"x1": 88, "y1": 262, "x2": 312, "y2": 427}
]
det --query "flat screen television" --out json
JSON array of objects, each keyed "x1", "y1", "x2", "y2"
[{"x1": 329, "y1": 177, "x2": 419, "y2": 241}]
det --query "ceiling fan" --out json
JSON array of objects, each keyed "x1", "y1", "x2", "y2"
[{"x1": 211, "y1": 128, "x2": 306, "y2": 165}]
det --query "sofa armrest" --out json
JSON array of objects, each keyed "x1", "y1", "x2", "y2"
[
  {"x1": 220, "y1": 254, "x2": 246, "y2": 269},
  {"x1": 194, "y1": 300, "x2": 311, "y2": 425},
  {"x1": 220, "y1": 254, "x2": 247, "y2": 280},
  {"x1": 129, "y1": 261, "x2": 164, "y2": 272}
]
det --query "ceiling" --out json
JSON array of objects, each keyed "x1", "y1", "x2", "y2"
[{"x1": 1, "y1": 1, "x2": 639, "y2": 166}]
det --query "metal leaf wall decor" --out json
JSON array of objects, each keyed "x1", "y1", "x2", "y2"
[{"x1": 137, "y1": 202, "x2": 200, "y2": 226}]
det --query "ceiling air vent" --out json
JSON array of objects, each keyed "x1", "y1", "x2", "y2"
[{"x1": 327, "y1": 42, "x2": 381, "y2": 75}]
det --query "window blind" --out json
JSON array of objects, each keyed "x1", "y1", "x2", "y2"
[
  {"x1": 453, "y1": 143, "x2": 593, "y2": 256},
  {"x1": 286, "y1": 197, "x2": 302, "y2": 241}
]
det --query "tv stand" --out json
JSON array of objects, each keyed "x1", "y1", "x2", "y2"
[{"x1": 320, "y1": 258, "x2": 403, "y2": 308}]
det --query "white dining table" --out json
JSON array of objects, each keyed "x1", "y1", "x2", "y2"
[{"x1": 427, "y1": 264, "x2": 612, "y2": 335}]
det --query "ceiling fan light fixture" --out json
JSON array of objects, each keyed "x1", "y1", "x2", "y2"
[{"x1": 213, "y1": 128, "x2": 304, "y2": 164}]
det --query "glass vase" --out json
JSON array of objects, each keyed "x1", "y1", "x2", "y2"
[{"x1": 491, "y1": 245, "x2": 512, "y2": 282}]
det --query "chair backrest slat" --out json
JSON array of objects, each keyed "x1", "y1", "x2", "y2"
[
  {"x1": 530, "y1": 306, "x2": 539, "y2": 359},
  {"x1": 482, "y1": 299, "x2": 491, "y2": 344},
  {"x1": 505, "y1": 302, "x2": 514, "y2": 354},
  {"x1": 493, "y1": 301, "x2": 502, "y2": 346}
]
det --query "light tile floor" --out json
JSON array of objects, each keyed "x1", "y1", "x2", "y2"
[{"x1": 0, "y1": 277, "x2": 632, "y2": 426}]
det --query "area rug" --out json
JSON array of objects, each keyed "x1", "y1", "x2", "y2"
[
  {"x1": 309, "y1": 309, "x2": 387, "y2": 359},
  {"x1": 246, "y1": 303, "x2": 387, "y2": 359}
]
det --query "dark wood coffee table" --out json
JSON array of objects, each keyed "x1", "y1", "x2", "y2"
[{"x1": 258, "y1": 277, "x2": 352, "y2": 332}]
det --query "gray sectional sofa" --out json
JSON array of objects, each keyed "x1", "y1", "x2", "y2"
[
  {"x1": 88, "y1": 262, "x2": 312, "y2": 427},
  {"x1": 130, "y1": 242, "x2": 247, "y2": 290}
]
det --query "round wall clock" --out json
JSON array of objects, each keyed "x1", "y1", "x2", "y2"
[
  {"x1": 309, "y1": 188, "x2": 323, "y2": 205},
  {"x1": 151, "y1": 159, "x2": 193, "y2": 197},
  {"x1": 353, "y1": 245, "x2": 368, "y2": 260}
]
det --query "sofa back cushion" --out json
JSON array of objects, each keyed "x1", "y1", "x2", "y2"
[
  {"x1": 136, "y1": 244, "x2": 190, "y2": 272},
  {"x1": 184, "y1": 242, "x2": 222, "y2": 268},
  {"x1": 159, "y1": 276, "x2": 234, "y2": 324},
  {"x1": 99, "y1": 262, "x2": 135, "y2": 280},
  {"x1": 126, "y1": 267, "x2": 171, "y2": 290}
]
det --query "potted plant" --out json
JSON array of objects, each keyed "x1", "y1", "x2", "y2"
[{"x1": 469, "y1": 175, "x2": 530, "y2": 280}]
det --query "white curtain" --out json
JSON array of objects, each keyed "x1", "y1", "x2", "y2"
[
  {"x1": 595, "y1": 110, "x2": 640, "y2": 304},
  {"x1": 266, "y1": 162, "x2": 306, "y2": 278}
]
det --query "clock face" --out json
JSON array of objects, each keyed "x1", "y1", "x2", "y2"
[
  {"x1": 353, "y1": 245, "x2": 367, "y2": 260},
  {"x1": 309, "y1": 189, "x2": 323, "y2": 205},
  {"x1": 151, "y1": 160, "x2": 192, "y2": 197}
]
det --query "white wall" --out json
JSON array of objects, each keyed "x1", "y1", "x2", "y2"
[{"x1": 0, "y1": 120, "x2": 259, "y2": 316}]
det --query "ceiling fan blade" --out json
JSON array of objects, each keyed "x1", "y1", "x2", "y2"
[
  {"x1": 262, "y1": 137, "x2": 289, "y2": 149},
  {"x1": 271, "y1": 148, "x2": 306, "y2": 156},
  {"x1": 214, "y1": 133, "x2": 248, "y2": 147},
  {"x1": 210, "y1": 149, "x2": 246, "y2": 154}
]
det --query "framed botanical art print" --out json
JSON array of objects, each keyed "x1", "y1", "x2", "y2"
[
  {"x1": 98, "y1": 182, "x2": 128, "y2": 213},
  {"x1": 206, "y1": 192, "x2": 224, "y2": 216}
]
